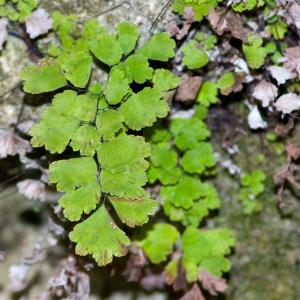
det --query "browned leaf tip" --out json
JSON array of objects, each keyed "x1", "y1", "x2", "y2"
[
  {"x1": 165, "y1": 21, "x2": 180, "y2": 37},
  {"x1": 198, "y1": 269, "x2": 228, "y2": 296},
  {"x1": 220, "y1": 73, "x2": 244, "y2": 96},
  {"x1": 166, "y1": 6, "x2": 195, "y2": 40},
  {"x1": 123, "y1": 244, "x2": 147, "y2": 282},
  {"x1": 286, "y1": 142, "x2": 300, "y2": 161},
  {"x1": 176, "y1": 76, "x2": 203, "y2": 102},
  {"x1": 208, "y1": 8, "x2": 246, "y2": 41},
  {"x1": 179, "y1": 284, "x2": 205, "y2": 300},
  {"x1": 164, "y1": 252, "x2": 187, "y2": 291}
]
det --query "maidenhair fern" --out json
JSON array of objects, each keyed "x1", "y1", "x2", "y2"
[
  {"x1": 182, "y1": 39, "x2": 209, "y2": 69},
  {"x1": 172, "y1": 0, "x2": 221, "y2": 21},
  {"x1": 142, "y1": 102, "x2": 235, "y2": 282},
  {"x1": 20, "y1": 8, "x2": 235, "y2": 284},
  {"x1": 21, "y1": 18, "x2": 179, "y2": 266},
  {"x1": 231, "y1": 0, "x2": 264, "y2": 12},
  {"x1": 242, "y1": 35, "x2": 268, "y2": 69},
  {"x1": 0, "y1": 0, "x2": 37, "y2": 21},
  {"x1": 147, "y1": 111, "x2": 218, "y2": 228},
  {"x1": 238, "y1": 170, "x2": 266, "y2": 214},
  {"x1": 197, "y1": 81, "x2": 218, "y2": 107}
]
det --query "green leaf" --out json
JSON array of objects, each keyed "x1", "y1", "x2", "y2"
[
  {"x1": 217, "y1": 72, "x2": 235, "y2": 90},
  {"x1": 182, "y1": 227, "x2": 235, "y2": 282},
  {"x1": 70, "y1": 125, "x2": 100, "y2": 156},
  {"x1": 238, "y1": 170, "x2": 266, "y2": 214},
  {"x1": 200, "y1": 257, "x2": 232, "y2": 276},
  {"x1": 104, "y1": 70, "x2": 131, "y2": 105},
  {"x1": 153, "y1": 69, "x2": 181, "y2": 92},
  {"x1": 182, "y1": 142, "x2": 216, "y2": 174},
  {"x1": 151, "y1": 143, "x2": 178, "y2": 169},
  {"x1": 90, "y1": 33, "x2": 123, "y2": 66},
  {"x1": 89, "y1": 82, "x2": 103, "y2": 95},
  {"x1": 48, "y1": 44, "x2": 61, "y2": 57},
  {"x1": 120, "y1": 87, "x2": 169, "y2": 130},
  {"x1": 1, "y1": 0, "x2": 38, "y2": 21},
  {"x1": 204, "y1": 35, "x2": 218, "y2": 50},
  {"x1": 147, "y1": 166, "x2": 160, "y2": 184},
  {"x1": 82, "y1": 19, "x2": 109, "y2": 40},
  {"x1": 243, "y1": 36, "x2": 267, "y2": 69},
  {"x1": 61, "y1": 51, "x2": 92, "y2": 88},
  {"x1": 110, "y1": 195, "x2": 157, "y2": 227},
  {"x1": 238, "y1": 189, "x2": 263, "y2": 214},
  {"x1": 138, "y1": 32, "x2": 175, "y2": 61},
  {"x1": 160, "y1": 167, "x2": 182, "y2": 185},
  {"x1": 197, "y1": 81, "x2": 218, "y2": 107},
  {"x1": 30, "y1": 113, "x2": 79, "y2": 154},
  {"x1": 138, "y1": 223, "x2": 179, "y2": 264},
  {"x1": 148, "y1": 142, "x2": 181, "y2": 185},
  {"x1": 182, "y1": 40, "x2": 209, "y2": 70},
  {"x1": 266, "y1": 17, "x2": 287, "y2": 40},
  {"x1": 73, "y1": 93, "x2": 98, "y2": 122},
  {"x1": 17, "y1": 0, "x2": 38, "y2": 21},
  {"x1": 124, "y1": 54, "x2": 153, "y2": 84},
  {"x1": 232, "y1": 0, "x2": 260, "y2": 12},
  {"x1": 187, "y1": 184, "x2": 220, "y2": 223},
  {"x1": 145, "y1": 121, "x2": 171, "y2": 144},
  {"x1": 30, "y1": 90, "x2": 80, "y2": 153},
  {"x1": 70, "y1": 206, "x2": 130, "y2": 266},
  {"x1": 59, "y1": 182, "x2": 100, "y2": 221},
  {"x1": 98, "y1": 135, "x2": 150, "y2": 171},
  {"x1": 172, "y1": 0, "x2": 219, "y2": 21},
  {"x1": 241, "y1": 170, "x2": 266, "y2": 194},
  {"x1": 97, "y1": 135, "x2": 151, "y2": 197},
  {"x1": 21, "y1": 59, "x2": 67, "y2": 94},
  {"x1": 52, "y1": 11, "x2": 77, "y2": 49},
  {"x1": 101, "y1": 169, "x2": 148, "y2": 198},
  {"x1": 110, "y1": 63, "x2": 133, "y2": 84},
  {"x1": 30, "y1": 91, "x2": 98, "y2": 154},
  {"x1": 183, "y1": 184, "x2": 220, "y2": 226},
  {"x1": 161, "y1": 176, "x2": 203, "y2": 209},
  {"x1": 96, "y1": 109, "x2": 124, "y2": 140},
  {"x1": 49, "y1": 157, "x2": 97, "y2": 192},
  {"x1": 162, "y1": 202, "x2": 185, "y2": 223},
  {"x1": 148, "y1": 165, "x2": 182, "y2": 185},
  {"x1": 170, "y1": 117, "x2": 210, "y2": 151},
  {"x1": 194, "y1": 105, "x2": 208, "y2": 120},
  {"x1": 117, "y1": 21, "x2": 140, "y2": 55},
  {"x1": 264, "y1": 42, "x2": 277, "y2": 56},
  {"x1": 163, "y1": 183, "x2": 220, "y2": 226}
]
